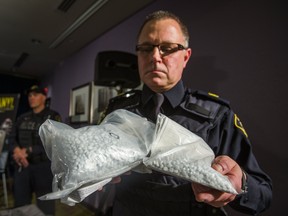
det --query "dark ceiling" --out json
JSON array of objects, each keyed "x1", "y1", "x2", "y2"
[{"x1": 0, "y1": 0, "x2": 154, "y2": 78}]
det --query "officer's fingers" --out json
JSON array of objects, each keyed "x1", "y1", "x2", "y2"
[
  {"x1": 21, "y1": 158, "x2": 29, "y2": 167},
  {"x1": 212, "y1": 155, "x2": 237, "y2": 175},
  {"x1": 13, "y1": 150, "x2": 21, "y2": 158},
  {"x1": 20, "y1": 148, "x2": 28, "y2": 157},
  {"x1": 207, "y1": 192, "x2": 236, "y2": 207},
  {"x1": 206, "y1": 193, "x2": 237, "y2": 208},
  {"x1": 212, "y1": 156, "x2": 243, "y2": 191},
  {"x1": 192, "y1": 182, "x2": 236, "y2": 206},
  {"x1": 13, "y1": 147, "x2": 21, "y2": 154},
  {"x1": 191, "y1": 182, "x2": 214, "y2": 202},
  {"x1": 13, "y1": 153, "x2": 23, "y2": 162},
  {"x1": 110, "y1": 176, "x2": 121, "y2": 184},
  {"x1": 110, "y1": 172, "x2": 130, "y2": 184},
  {"x1": 14, "y1": 150, "x2": 25, "y2": 159}
]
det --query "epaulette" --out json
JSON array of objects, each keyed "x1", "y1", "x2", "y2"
[
  {"x1": 106, "y1": 90, "x2": 142, "y2": 114},
  {"x1": 191, "y1": 89, "x2": 230, "y2": 107},
  {"x1": 181, "y1": 89, "x2": 231, "y2": 121}
]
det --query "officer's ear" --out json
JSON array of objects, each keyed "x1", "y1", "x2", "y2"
[{"x1": 183, "y1": 48, "x2": 192, "y2": 68}]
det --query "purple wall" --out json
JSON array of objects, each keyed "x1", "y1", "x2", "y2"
[{"x1": 46, "y1": 0, "x2": 287, "y2": 215}]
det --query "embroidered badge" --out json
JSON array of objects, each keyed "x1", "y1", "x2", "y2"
[{"x1": 234, "y1": 114, "x2": 248, "y2": 138}]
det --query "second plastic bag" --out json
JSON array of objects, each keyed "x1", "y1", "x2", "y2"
[{"x1": 144, "y1": 113, "x2": 238, "y2": 194}]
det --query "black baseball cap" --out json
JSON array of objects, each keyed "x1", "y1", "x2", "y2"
[{"x1": 27, "y1": 85, "x2": 48, "y2": 96}]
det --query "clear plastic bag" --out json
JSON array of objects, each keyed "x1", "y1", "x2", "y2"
[
  {"x1": 39, "y1": 110, "x2": 237, "y2": 205},
  {"x1": 38, "y1": 109, "x2": 155, "y2": 204},
  {"x1": 144, "y1": 114, "x2": 238, "y2": 194}
]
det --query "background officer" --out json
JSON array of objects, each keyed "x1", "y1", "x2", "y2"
[{"x1": 11, "y1": 85, "x2": 61, "y2": 215}]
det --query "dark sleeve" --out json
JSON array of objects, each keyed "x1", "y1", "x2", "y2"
[
  {"x1": 216, "y1": 110, "x2": 272, "y2": 215},
  {"x1": 9, "y1": 115, "x2": 23, "y2": 153}
]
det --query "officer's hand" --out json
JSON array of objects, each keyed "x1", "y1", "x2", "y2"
[
  {"x1": 13, "y1": 147, "x2": 29, "y2": 168},
  {"x1": 13, "y1": 147, "x2": 25, "y2": 162},
  {"x1": 191, "y1": 155, "x2": 243, "y2": 207},
  {"x1": 110, "y1": 176, "x2": 122, "y2": 184}
]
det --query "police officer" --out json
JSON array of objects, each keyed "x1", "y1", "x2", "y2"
[
  {"x1": 11, "y1": 85, "x2": 61, "y2": 215},
  {"x1": 104, "y1": 11, "x2": 272, "y2": 216}
]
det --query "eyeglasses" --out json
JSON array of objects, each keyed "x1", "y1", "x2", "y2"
[{"x1": 135, "y1": 43, "x2": 187, "y2": 56}]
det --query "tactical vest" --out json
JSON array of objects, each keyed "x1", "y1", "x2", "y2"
[
  {"x1": 17, "y1": 109, "x2": 60, "y2": 163},
  {"x1": 18, "y1": 114, "x2": 43, "y2": 148}
]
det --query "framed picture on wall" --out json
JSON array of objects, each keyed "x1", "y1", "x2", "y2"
[
  {"x1": 91, "y1": 84, "x2": 118, "y2": 124},
  {"x1": 69, "y1": 82, "x2": 92, "y2": 123}
]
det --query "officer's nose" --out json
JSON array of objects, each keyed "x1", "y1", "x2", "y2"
[{"x1": 151, "y1": 46, "x2": 162, "y2": 63}]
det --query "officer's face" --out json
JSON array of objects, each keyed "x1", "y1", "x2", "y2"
[
  {"x1": 137, "y1": 18, "x2": 191, "y2": 92},
  {"x1": 28, "y1": 92, "x2": 46, "y2": 109}
]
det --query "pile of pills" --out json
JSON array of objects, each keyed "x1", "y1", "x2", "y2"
[
  {"x1": 47, "y1": 123, "x2": 148, "y2": 190},
  {"x1": 146, "y1": 151, "x2": 238, "y2": 194}
]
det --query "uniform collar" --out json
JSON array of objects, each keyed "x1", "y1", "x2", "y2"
[{"x1": 142, "y1": 80, "x2": 186, "y2": 108}]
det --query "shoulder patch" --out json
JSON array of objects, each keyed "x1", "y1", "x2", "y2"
[{"x1": 234, "y1": 114, "x2": 248, "y2": 138}]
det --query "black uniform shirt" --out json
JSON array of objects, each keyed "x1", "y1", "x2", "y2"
[
  {"x1": 106, "y1": 80, "x2": 272, "y2": 216},
  {"x1": 141, "y1": 81, "x2": 185, "y2": 121}
]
